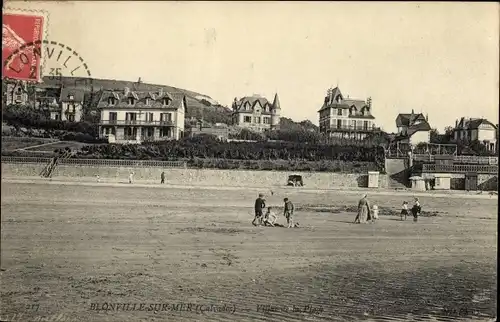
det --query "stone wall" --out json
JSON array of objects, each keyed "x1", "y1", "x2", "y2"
[{"x1": 1, "y1": 162, "x2": 388, "y2": 189}]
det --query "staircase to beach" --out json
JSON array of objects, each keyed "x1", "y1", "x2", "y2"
[
  {"x1": 40, "y1": 150, "x2": 73, "y2": 178},
  {"x1": 385, "y1": 158, "x2": 411, "y2": 189}
]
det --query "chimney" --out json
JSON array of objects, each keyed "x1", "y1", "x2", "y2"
[
  {"x1": 455, "y1": 120, "x2": 458, "y2": 127},
  {"x1": 158, "y1": 87, "x2": 163, "y2": 96},
  {"x1": 124, "y1": 87, "x2": 130, "y2": 96}
]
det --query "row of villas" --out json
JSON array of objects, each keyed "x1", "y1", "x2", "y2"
[
  {"x1": 5, "y1": 81, "x2": 497, "y2": 148},
  {"x1": 4, "y1": 81, "x2": 283, "y2": 143}
]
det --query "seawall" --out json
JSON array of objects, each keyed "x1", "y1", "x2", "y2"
[{"x1": 1, "y1": 163, "x2": 388, "y2": 189}]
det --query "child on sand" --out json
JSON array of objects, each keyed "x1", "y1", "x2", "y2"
[
  {"x1": 371, "y1": 205, "x2": 379, "y2": 221},
  {"x1": 401, "y1": 201, "x2": 409, "y2": 221},
  {"x1": 283, "y1": 198, "x2": 295, "y2": 228},
  {"x1": 263, "y1": 207, "x2": 278, "y2": 227},
  {"x1": 252, "y1": 193, "x2": 266, "y2": 226}
]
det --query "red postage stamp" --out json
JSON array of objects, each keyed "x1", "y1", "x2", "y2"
[{"x1": 2, "y1": 12, "x2": 45, "y2": 82}]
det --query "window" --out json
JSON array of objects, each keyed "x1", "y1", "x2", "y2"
[
  {"x1": 67, "y1": 103, "x2": 75, "y2": 113},
  {"x1": 68, "y1": 114, "x2": 75, "y2": 122},
  {"x1": 128, "y1": 98, "x2": 135, "y2": 105},
  {"x1": 109, "y1": 112, "x2": 117, "y2": 121},
  {"x1": 263, "y1": 117, "x2": 270, "y2": 124},
  {"x1": 337, "y1": 120, "x2": 342, "y2": 128},
  {"x1": 160, "y1": 127, "x2": 171, "y2": 137},
  {"x1": 336, "y1": 95, "x2": 341, "y2": 103},
  {"x1": 364, "y1": 121, "x2": 369, "y2": 130},
  {"x1": 162, "y1": 98, "x2": 170, "y2": 106},
  {"x1": 244, "y1": 116, "x2": 252, "y2": 123},
  {"x1": 54, "y1": 113, "x2": 60, "y2": 121},
  {"x1": 125, "y1": 112, "x2": 137, "y2": 123},
  {"x1": 69, "y1": 95, "x2": 74, "y2": 100},
  {"x1": 15, "y1": 95, "x2": 22, "y2": 102},
  {"x1": 160, "y1": 113, "x2": 172, "y2": 122},
  {"x1": 108, "y1": 97, "x2": 116, "y2": 105},
  {"x1": 255, "y1": 117, "x2": 261, "y2": 124},
  {"x1": 350, "y1": 120, "x2": 356, "y2": 129},
  {"x1": 145, "y1": 112, "x2": 154, "y2": 122},
  {"x1": 337, "y1": 109, "x2": 342, "y2": 116},
  {"x1": 146, "y1": 98, "x2": 150, "y2": 105}
]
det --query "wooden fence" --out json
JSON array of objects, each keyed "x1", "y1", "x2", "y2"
[{"x1": 1, "y1": 156, "x2": 187, "y2": 168}]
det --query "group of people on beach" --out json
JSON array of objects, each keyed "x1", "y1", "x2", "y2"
[
  {"x1": 354, "y1": 194, "x2": 422, "y2": 223},
  {"x1": 252, "y1": 193, "x2": 297, "y2": 228},
  {"x1": 252, "y1": 192, "x2": 424, "y2": 228}
]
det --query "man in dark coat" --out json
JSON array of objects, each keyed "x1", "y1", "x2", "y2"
[{"x1": 252, "y1": 193, "x2": 266, "y2": 226}]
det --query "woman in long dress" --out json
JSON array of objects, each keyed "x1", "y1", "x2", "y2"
[{"x1": 355, "y1": 194, "x2": 371, "y2": 224}]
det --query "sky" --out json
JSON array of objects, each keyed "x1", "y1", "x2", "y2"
[{"x1": 4, "y1": 1, "x2": 499, "y2": 132}]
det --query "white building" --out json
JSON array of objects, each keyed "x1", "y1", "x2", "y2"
[
  {"x1": 395, "y1": 110, "x2": 432, "y2": 145},
  {"x1": 231, "y1": 93, "x2": 280, "y2": 132},
  {"x1": 453, "y1": 117, "x2": 497, "y2": 151},
  {"x1": 318, "y1": 87, "x2": 379, "y2": 140},
  {"x1": 97, "y1": 87, "x2": 186, "y2": 144}
]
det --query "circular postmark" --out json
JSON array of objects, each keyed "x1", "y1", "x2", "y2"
[{"x1": 3, "y1": 39, "x2": 92, "y2": 83}]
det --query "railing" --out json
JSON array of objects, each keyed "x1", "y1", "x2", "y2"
[
  {"x1": 422, "y1": 163, "x2": 498, "y2": 174},
  {"x1": 413, "y1": 154, "x2": 498, "y2": 165},
  {"x1": 2, "y1": 156, "x2": 187, "y2": 168},
  {"x1": 325, "y1": 125, "x2": 381, "y2": 132},
  {"x1": 100, "y1": 120, "x2": 174, "y2": 126}
]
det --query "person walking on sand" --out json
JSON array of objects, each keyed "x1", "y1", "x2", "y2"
[
  {"x1": 401, "y1": 201, "x2": 409, "y2": 221},
  {"x1": 283, "y1": 198, "x2": 295, "y2": 228},
  {"x1": 160, "y1": 171, "x2": 165, "y2": 184},
  {"x1": 252, "y1": 193, "x2": 266, "y2": 226},
  {"x1": 411, "y1": 198, "x2": 421, "y2": 222},
  {"x1": 128, "y1": 172, "x2": 134, "y2": 184},
  {"x1": 354, "y1": 194, "x2": 371, "y2": 224}
]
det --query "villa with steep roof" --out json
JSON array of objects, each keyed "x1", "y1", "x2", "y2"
[
  {"x1": 453, "y1": 117, "x2": 497, "y2": 151},
  {"x1": 395, "y1": 110, "x2": 432, "y2": 145},
  {"x1": 231, "y1": 93, "x2": 281, "y2": 132},
  {"x1": 97, "y1": 87, "x2": 186, "y2": 143},
  {"x1": 318, "y1": 87, "x2": 378, "y2": 140}
]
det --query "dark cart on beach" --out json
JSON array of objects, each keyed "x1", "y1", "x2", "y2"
[{"x1": 287, "y1": 175, "x2": 304, "y2": 187}]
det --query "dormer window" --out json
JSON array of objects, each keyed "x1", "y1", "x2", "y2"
[
  {"x1": 336, "y1": 95, "x2": 342, "y2": 103},
  {"x1": 129, "y1": 98, "x2": 135, "y2": 105},
  {"x1": 108, "y1": 97, "x2": 116, "y2": 105},
  {"x1": 146, "y1": 98, "x2": 150, "y2": 105},
  {"x1": 162, "y1": 98, "x2": 170, "y2": 106},
  {"x1": 69, "y1": 95, "x2": 74, "y2": 100}
]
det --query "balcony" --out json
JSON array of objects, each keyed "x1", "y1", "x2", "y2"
[
  {"x1": 100, "y1": 120, "x2": 174, "y2": 126},
  {"x1": 324, "y1": 125, "x2": 381, "y2": 133}
]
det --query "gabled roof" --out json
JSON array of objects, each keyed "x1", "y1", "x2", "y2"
[
  {"x1": 396, "y1": 113, "x2": 426, "y2": 127},
  {"x1": 456, "y1": 118, "x2": 496, "y2": 130},
  {"x1": 59, "y1": 88, "x2": 85, "y2": 102},
  {"x1": 232, "y1": 94, "x2": 277, "y2": 113},
  {"x1": 97, "y1": 89, "x2": 185, "y2": 110},
  {"x1": 406, "y1": 121, "x2": 432, "y2": 136}
]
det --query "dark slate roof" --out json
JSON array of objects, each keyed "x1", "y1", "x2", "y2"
[
  {"x1": 59, "y1": 88, "x2": 86, "y2": 102},
  {"x1": 344, "y1": 99, "x2": 366, "y2": 111},
  {"x1": 232, "y1": 94, "x2": 277, "y2": 113},
  {"x1": 456, "y1": 118, "x2": 497, "y2": 130},
  {"x1": 97, "y1": 89, "x2": 186, "y2": 110},
  {"x1": 407, "y1": 121, "x2": 432, "y2": 136},
  {"x1": 396, "y1": 113, "x2": 426, "y2": 127}
]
